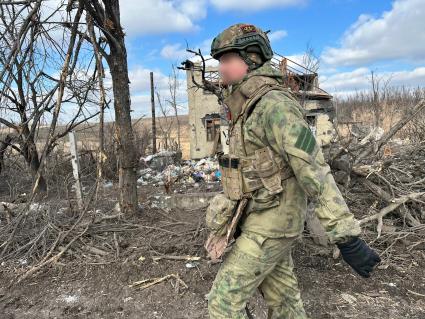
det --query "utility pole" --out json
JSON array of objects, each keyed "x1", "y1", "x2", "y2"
[{"x1": 150, "y1": 71, "x2": 157, "y2": 154}]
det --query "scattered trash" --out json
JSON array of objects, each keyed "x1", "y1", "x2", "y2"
[
  {"x1": 113, "y1": 202, "x2": 121, "y2": 213},
  {"x1": 185, "y1": 262, "x2": 198, "y2": 269},
  {"x1": 103, "y1": 181, "x2": 113, "y2": 188},
  {"x1": 0, "y1": 202, "x2": 48, "y2": 214},
  {"x1": 137, "y1": 155, "x2": 221, "y2": 188},
  {"x1": 141, "y1": 150, "x2": 182, "y2": 171},
  {"x1": 18, "y1": 258, "x2": 28, "y2": 266},
  {"x1": 340, "y1": 293, "x2": 357, "y2": 304},
  {"x1": 60, "y1": 293, "x2": 80, "y2": 304},
  {"x1": 57, "y1": 207, "x2": 68, "y2": 215},
  {"x1": 123, "y1": 297, "x2": 133, "y2": 303}
]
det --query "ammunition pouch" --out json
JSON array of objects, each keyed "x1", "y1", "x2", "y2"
[
  {"x1": 205, "y1": 193, "x2": 238, "y2": 236},
  {"x1": 218, "y1": 147, "x2": 294, "y2": 200}
]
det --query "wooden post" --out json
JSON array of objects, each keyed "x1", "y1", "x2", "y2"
[
  {"x1": 68, "y1": 131, "x2": 84, "y2": 210},
  {"x1": 150, "y1": 71, "x2": 157, "y2": 154}
]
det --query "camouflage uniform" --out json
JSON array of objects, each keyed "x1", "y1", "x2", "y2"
[{"x1": 206, "y1": 24, "x2": 362, "y2": 319}]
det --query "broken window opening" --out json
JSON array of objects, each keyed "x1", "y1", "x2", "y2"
[
  {"x1": 202, "y1": 113, "x2": 221, "y2": 142},
  {"x1": 306, "y1": 115, "x2": 317, "y2": 136}
]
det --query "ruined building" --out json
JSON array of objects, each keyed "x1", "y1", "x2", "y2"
[{"x1": 185, "y1": 54, "x2": 335, "y2": 159}]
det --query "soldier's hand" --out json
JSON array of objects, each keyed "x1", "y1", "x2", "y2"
[{"x1": 337, "y1": 237, "x2": 381, "y2": 278}]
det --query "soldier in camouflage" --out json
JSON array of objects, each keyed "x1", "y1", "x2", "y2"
[{"x1": 205, "y1": 23, "x2": 381, "y2": 319}]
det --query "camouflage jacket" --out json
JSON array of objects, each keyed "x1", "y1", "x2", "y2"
[{"x1": 223, "y1": 61, "x2": 361, "y2": 244}]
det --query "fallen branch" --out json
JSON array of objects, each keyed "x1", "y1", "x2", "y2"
[
  {"x1": 359, "y1": 192, "x2": 425, "y2": 238},
  {"x1": 129, "y1": 273, "x2": 188, "y2": 291},
  {"x1": 362, "y1": 179, "x2": 420, "y2": 227},
  {"x1": 407, "y1": 289, "x2": 425, "y2": 298},
  {"x1": 152, "y1": 255, "x2": 201, "y2": 262},
  {"x1": 353, "y1": 99, "x2": 425, "y2": 164}
]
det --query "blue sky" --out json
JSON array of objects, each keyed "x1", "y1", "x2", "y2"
[
  {"x1": 2, "y1": 1, "x2": 422, "y2": 126},
  {"x1": 126, "y1": 0, "x2": 394, "y2": 70},
  {"x1": 114, "y1": 0, "x2": 425, "y2": 119}
]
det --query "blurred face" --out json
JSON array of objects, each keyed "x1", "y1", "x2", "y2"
[{"x1": 218, "y1": 52, "x2": 248, "y2": 85}]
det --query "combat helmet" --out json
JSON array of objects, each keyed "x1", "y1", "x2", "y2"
[{"x1": 211, "y1": 23, "x2": 273, "y2": 70}]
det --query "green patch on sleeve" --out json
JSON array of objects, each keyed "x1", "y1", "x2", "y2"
[{"x1": 294, "y1": 126, "x2": 316, "y2": 155}]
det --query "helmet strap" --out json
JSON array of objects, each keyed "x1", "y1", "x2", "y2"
[{"x1": 238, "y1": 50, "x2": 261, "y2": 71}]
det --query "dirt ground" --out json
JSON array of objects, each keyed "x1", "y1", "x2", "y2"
[{"x1": 1, "y1": 183, "x2": 424, "y2": 319}]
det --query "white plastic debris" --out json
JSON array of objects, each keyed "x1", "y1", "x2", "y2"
[
  {"x1": 103, "y1": 181, "x2": 113, "y2": 188},
  {"x1": 185, "y1": 262, "x2": 198, "y2": 269},
  {"x1": 61, "y1": 294, "x2": 80, "y2": 304}
]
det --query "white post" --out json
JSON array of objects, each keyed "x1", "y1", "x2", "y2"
[{"x1": 69, "y1": 131, "x2": 84, "y2": 210}]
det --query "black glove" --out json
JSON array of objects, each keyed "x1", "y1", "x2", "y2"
[{"x1": 337, "y1": 237, "x2": 381, "y2": 278}]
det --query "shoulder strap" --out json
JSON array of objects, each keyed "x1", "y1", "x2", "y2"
[
  {"x1": 239, "y1": 85, "x2": 301, "y2": 156},
  {"x1": 242, "y1": 84, "x2": 293, "y2": 122}
]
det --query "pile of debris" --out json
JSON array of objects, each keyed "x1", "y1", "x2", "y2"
[
  {"x1": 326, "y1": 100, "x2": 425, "y2": 263},
  {"x1": 335, "y1": 142, "x2": 425, "y2": 229},
  {"x1": 139, "y1": 151, "x2": 221, "y2": 190}
]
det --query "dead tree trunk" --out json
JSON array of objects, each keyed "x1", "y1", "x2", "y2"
[
  {"x1": 22, "y1": 134, "x2": 47, "y2": 192},
  {"x1": 87, "y1": 14, "x2": 106, "y2": 193},
  {"x1": 109, "y1": 47, "x2": 138, "y2": 214},
  {"x1": 82, "y1": 0, "x2": 138, "y2": 214},
  {"x1": 0, "y1": 135, "x2": 12, "y2": 174}
]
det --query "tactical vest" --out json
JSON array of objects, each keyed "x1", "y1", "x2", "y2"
[{"x1": 219, "y1": 75, "x2": 297, "y2": 201}]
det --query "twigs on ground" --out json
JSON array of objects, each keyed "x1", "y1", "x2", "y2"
[
  {"x1": 129, "y1": 273, "x2": 188, "y2": 291},
  {"x1": 359, "y1": 192, "x2": 425, "y2": 238},
  {"x1": 152, "y1": 255, "x2": 201, "y2": 262},
  {"x1": 330, "y1": 100, "x2": 425, "y2": 264}
]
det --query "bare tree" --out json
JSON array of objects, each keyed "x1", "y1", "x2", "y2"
[
  {"x1": 155, "y1": 89, "x2": 176, "y2": 151},
  {"x1": 87, "y1": 13, "x2": 107, "y2": 193},
  {"x1": 0, "y1": 1, "x2": 100, "y2": 193},
  {"x1": 370, "y1": 70, "x2": 392, "y2": 129},
  {"x1": 302, "y1": 42, "x2": 320, "y2": 74},
  {"x1": 166, "y1": 65, "x2": 184, "y2": 150},
  {"x1": 80, "y1": 0, "x2": 138, "y2": 214}
]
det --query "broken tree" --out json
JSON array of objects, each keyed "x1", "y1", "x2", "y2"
[{"x1": 81, "y1": 0, "x2": 138, "y2": 214}]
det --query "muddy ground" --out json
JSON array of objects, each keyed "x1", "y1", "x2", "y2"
[{"x1": 0, "y1": 183, "x2": 424, "y2": 319}]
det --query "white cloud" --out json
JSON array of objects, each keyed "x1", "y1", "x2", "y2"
[
  {"x1": 119, "y1": 0, "x2": 304, "y2": 35},
  {"x1": 322, "y1": 0, "x2": 425, "y2": 66},
  {"x1": 268, "y1": 29, "x2": 288, "y2": 42},
  {"x1": 125, "y1": 66, "x2": 188, "y2": 117},
  {"x1": 319, "y1": 67, "x2": 371, "y2": 92},
  {"x1": 198, "y1": 37, "x2": 215, "y2": 54},
  {"x1": 120, "y1": 0, "x2": 206, "y2": 36},
  {"x1": 128, "y1": 66, "x2": 170, "y2": 94},
  {"x1": 161, "y1": 37, "x2": 214, "y2": 61},
  {"x1": 210, "y1": 0, "x2": 307, "y2": 11},
  {"x1": 319, "y1": 67, "x2": 425, "y2": 94},
  {"x1": 190, "y1": 54, "x2": 219, "y2": 68},
  {"x1": 160, "y1": 44, "x2": 192, "y2": 61},
  {"x1": 177, "y1": 0, "x2": 208, "y2": 20},
  {"x1": 282, "y1": 53, "x2": 305, "y2": 66}
]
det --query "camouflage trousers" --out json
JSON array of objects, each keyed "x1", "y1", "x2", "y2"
[{"x1": 207, "y1": 231, "x2": 308, "y2": 319}]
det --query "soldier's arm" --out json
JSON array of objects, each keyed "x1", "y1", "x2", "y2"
[
  {"x1": 262, "y1": 96, "x2": 361, "y2": 245},
  {"x1": 263, "y1": 97, "x2": 381, "y2": 277}
]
